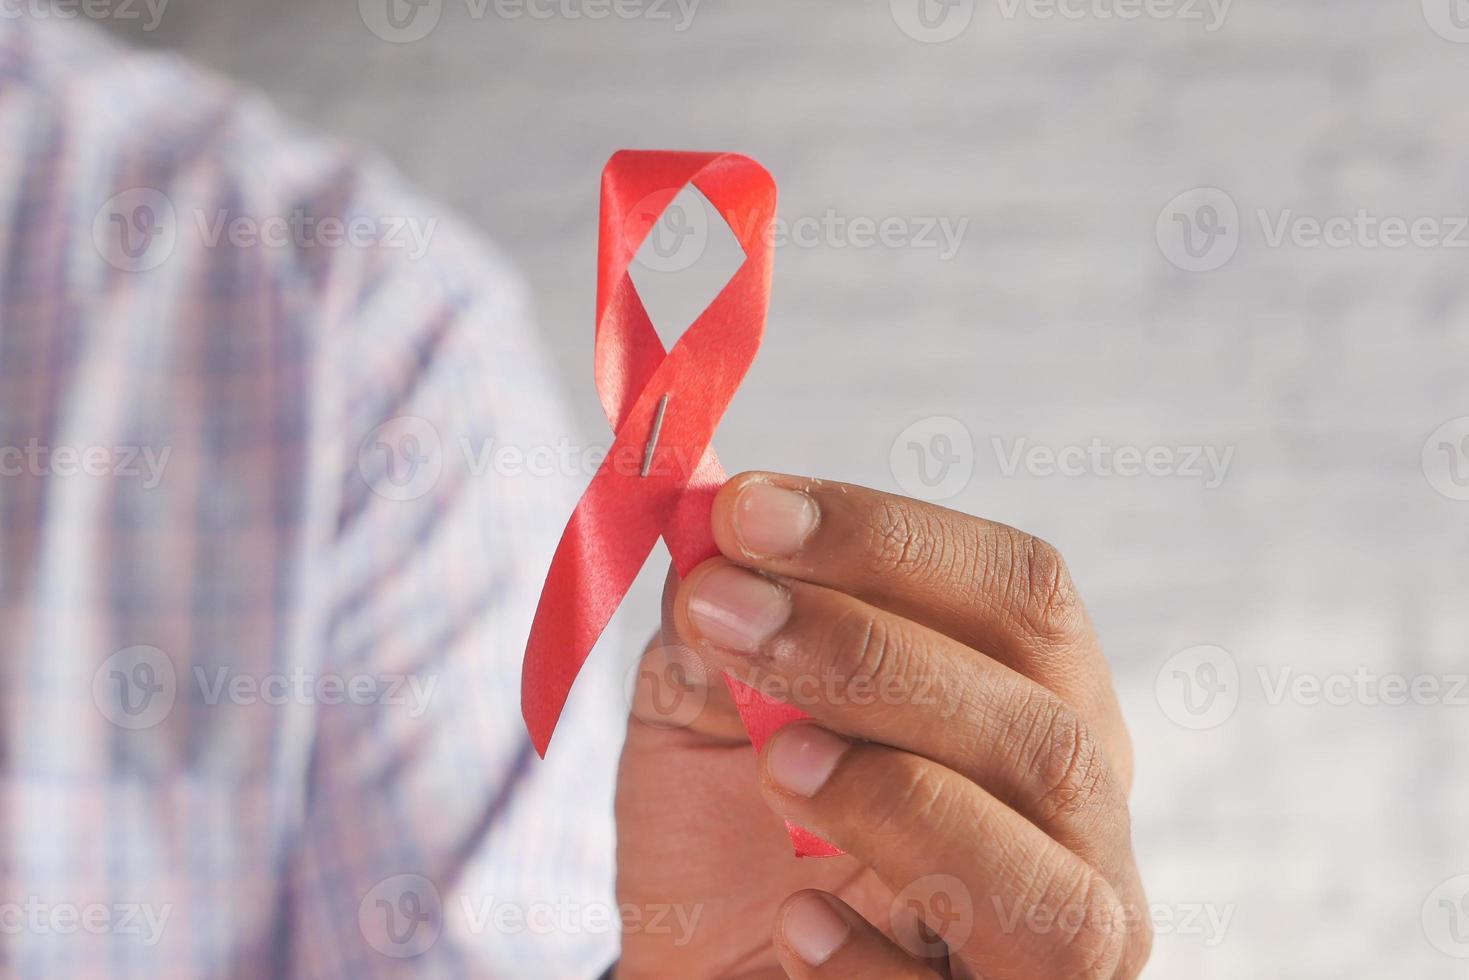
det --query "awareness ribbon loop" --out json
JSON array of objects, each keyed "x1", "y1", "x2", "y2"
[{"x1": 521, "y1": 150, "x2": 839, "y2": 857}]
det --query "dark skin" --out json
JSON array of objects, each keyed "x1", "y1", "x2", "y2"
[{"x1": 615, "y1": 472, "x2": 1152, "y2": 978}]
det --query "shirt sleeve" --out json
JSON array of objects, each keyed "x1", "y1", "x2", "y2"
[
  {"x1": 0, "y1": 16, "x2": 624, "y2": 976},
  {"x1": 277, "y1": 170, "x2": 627, "y2": 979}
]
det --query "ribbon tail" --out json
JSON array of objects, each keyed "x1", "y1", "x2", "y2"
[
  {"x1": 724, "y1": 675, "x2": 843, "y2": 858},
  {"x1": 522, "y1": 463, "x2": 667, "y2": 757}
]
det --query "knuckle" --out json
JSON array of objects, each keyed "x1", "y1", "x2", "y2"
[
  {"x1": 819, "y1": 605, "x2": 902, "y2": 700},
  {"x1": 1125, "y1": 913, "x2": 1156, "y2": 977},
  {"x1": 1019, "y1": 693, "x2": 1112, "y2": 825},
  {"x1": 991, "y1": 531, "x2": 1083, "y2": 643},
  {"x1": 862, "y1": 755, "x2": 950, "y2": 841},
  {"x1": 1068, "y1": 880, "x2": 1129, "y2": 979},
  {"x1": 1040, "y1": 872, "x2": 1127, "y2": 980},
  {"x1": 866, "y1": 499, "x2": 949, "y2": 581}
]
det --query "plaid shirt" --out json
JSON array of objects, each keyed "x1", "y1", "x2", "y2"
[{"x1": 0, "y1": 15, "x2": 621, "y2": 979}]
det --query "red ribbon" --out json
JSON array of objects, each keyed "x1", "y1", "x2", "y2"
[{"x1": 521, "y1": 150, "x2": 839, "y2": 857}]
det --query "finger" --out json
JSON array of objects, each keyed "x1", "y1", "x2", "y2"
[
  {"x1": 673, "y1": 558, "x2": 1132, "y2": 871},
  {"x1": 774, "y1": 890, "x2": 943, "y2": 979},
  {"x1": 709, "y1": 472, "x2": 1131, "y2": 783},
  {"x1": 626, "y1": 565, "x2": 745, "y2": 742},
  {"x1": 760, "y1": 725, "x2": 1144, "y2": 979}
]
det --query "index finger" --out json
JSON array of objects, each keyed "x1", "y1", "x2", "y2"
[{"x1": 710, "y1": 472, "x2": 1126, "y2": 766}]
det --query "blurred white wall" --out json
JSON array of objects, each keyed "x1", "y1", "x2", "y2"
[{"x1": 105, "y1": 1, "x2": 1469, "y2": 975}]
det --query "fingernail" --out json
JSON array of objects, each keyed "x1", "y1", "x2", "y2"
[
  {"x1": 767, "y1": 725, "x2": 849, "y2": 798},
  {"x1": 733, "y1": 483, "x2": 819, "y2": 558},
  {"x1": 687, "y1": 565, "x2": 791, "y2": 653},
  {"x1": 783, "y1": 893, "x2": 851, "y2": 967}
]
